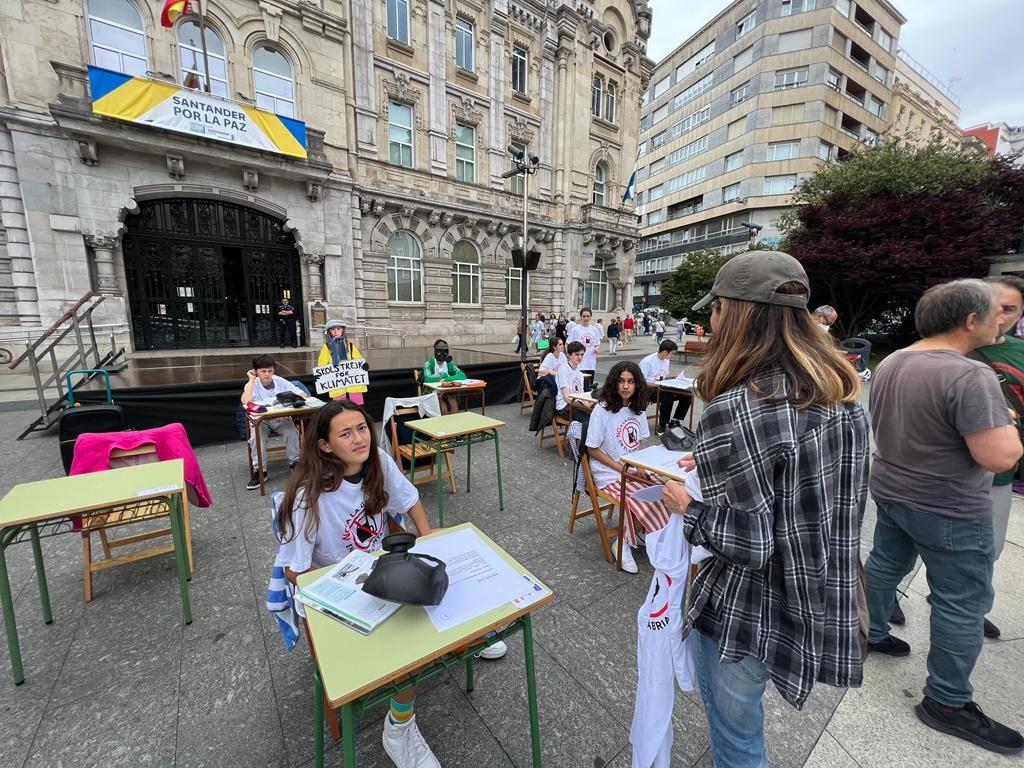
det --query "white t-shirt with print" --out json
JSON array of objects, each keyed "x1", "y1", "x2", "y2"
[
  {"x1": 281, "y1": 448, "x2": 418, "y2": 571},
  {"x1": 568, "y1": 323, "x2": 604, "y2": 371},
  {"x1": 555, "y1": 363, "x2": 585, "y2": 412},
  {"x1": 250, "y1": 375, "x2": 304, "y2": 405},
  {"x1": 585, "y1": 401, "x2": 650, "y2": 489},
  {"x1": 540, "y1": 351, "x2": 566, "y2": 375},
  {"x1": 639, "y1": 353, "x2": 670, "y2": 383}
]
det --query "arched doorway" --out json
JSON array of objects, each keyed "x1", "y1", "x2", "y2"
[{"x1": 122, "y1": 198, "x2": 304, "y2": 349}]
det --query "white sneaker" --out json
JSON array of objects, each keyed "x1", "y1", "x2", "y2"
[
  {"x1": 613, "y1": 539, "x2": 639, "y2": 574},
  {"x1": 382, "y1": 715, "x2": 441, "y2": 768},
  {"x1": 474, "y1": 639, "x2": 507, "y2": 660}
]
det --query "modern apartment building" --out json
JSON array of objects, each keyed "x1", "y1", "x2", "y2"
[
  {"x1": 890, "y1": 48, "x2": 960, "y2": 146},
  {"x1": 633, "y1": 0, "x2": 905, "y2": 309}
]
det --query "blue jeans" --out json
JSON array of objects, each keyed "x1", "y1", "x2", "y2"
[
  {"x1": 864, "y1": 501, "x2": 994, "y2": 706},
  {"x1": 694, "y1": 630, "x2": 770, "y2": 768}
]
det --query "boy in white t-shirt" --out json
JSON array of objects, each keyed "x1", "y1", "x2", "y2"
[
  {"x1": 640, "y1": 340, "x2": 693, "y2": 434},
  {"x1": 555, "y1": 341, "x2": 591, "y2": 419},
  {"x1": 567, "y1": 307, "x2": 603, "y2": 384},
  {"x1": 242, "y1": 353, "x2": 305, "y2": 490}
]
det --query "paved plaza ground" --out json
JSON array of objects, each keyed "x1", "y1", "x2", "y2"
[{"x1": 0, "y1": 337, "x2": 1022, "y2": 767}]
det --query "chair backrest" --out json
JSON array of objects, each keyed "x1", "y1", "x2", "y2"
[
  {"x1": 413, "y1": 368, "x2": 422, "y2": 395},
  {"x1": 568, "y1": 426, "x2": 607, "y2": 511},
  {"x1": 290, "y1": 379, "x2": 311, "y2": 396},
  {"x1": 520, "y1": 362, "x2": 537, "y2": 397},
  {"x1": 387, "y1": 406, "x2": 421, "y2": 451}
]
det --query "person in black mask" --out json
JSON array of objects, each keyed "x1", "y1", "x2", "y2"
[{"x1": 422, "y1": 339, "x2": 466, "y2": 414}]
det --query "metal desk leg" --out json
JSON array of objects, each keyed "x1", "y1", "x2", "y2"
[
  {"x1": 481, "y1": 388, "x2": 486, "y2": 415},
  {"x1": 0, "y1": 531, "x2": 24, "y2": 685},
  {"x1": 314, "y1": 671, "x2": 325, "y2": 768},
  {"x1": 408, "y1": 434, "x2": 417, "y2": 484},
  {"x1": 28, "y1": 525, "x2": 51, "y2": 624},
  {"x1": 493, "y1": 431, "x2": 504, "y2": 511},
  {"x1": 435, "y1": 444, "x2": 445, "y2": 529},
  {"x1": 466, "y1": 654, "x2": 475, "y2": 692},
  {"x1": 522, "y1": 614, "x2": 543, "y2": 768},
  {"x1": 341, "y1": 701, "x2": 357, "y2": 768},
  {"x1": 466, "y1": 438, "x2": 471, "y2": 494},
  {"x1": 167, "y1": 494, "x2": 192, "y2": 625},
  {"x1": 255, "y1": 419, "x2": 266, "y2": 496}
]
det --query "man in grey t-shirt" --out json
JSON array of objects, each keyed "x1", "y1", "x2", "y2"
[{"x1": 865, "y1": 279, "x2": 1023, "y2": 756}]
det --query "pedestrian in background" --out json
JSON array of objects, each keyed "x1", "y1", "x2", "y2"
[
  {"x1": 607, "y1": 317, "x2": 620, "y2": 355},
  {"x1": 654, "y1": 318, "x2": 665, "y2": 343},
  {"x1": 623, "y1": 313, "x2": 634, "y2": 344}
]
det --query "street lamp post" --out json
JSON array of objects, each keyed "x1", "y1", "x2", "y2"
[{"x1": 502, "y1": 145, "x2": 540, "y2": 362}]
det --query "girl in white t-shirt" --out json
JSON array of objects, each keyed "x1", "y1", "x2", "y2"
[
  {"x1": 275, "y1": 399, "x2": 506, "y2": 765},
  {"x1": 538, "y1": 336, "x2": 567, "y2": 376},
  {"x1": 584, "y1": 361, "x2": 671, "y2": 574}
]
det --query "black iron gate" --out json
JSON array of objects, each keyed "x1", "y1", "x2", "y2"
[{"x1": 123, "y1": 198, "x2": 304, "y2": 350}]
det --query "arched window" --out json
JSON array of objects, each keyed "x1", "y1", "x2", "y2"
[
  {"x1": 253, "y1": 45, "x2": 295, "y2": 117},
  {"x1": 591, "y1": 75, "x2": 603, "y2": 117},
  {"x1": 177, "y1": 19, "x2": 228, "y2": 97},
  {"x1": 451, "y1": 241, "x2": 480, "y2": 305},
  {"x1": 386, "y1": 230, "x2": 423, "y2": 303},
  {"x1": 87, "y1": 0, "x2": 147, "y2": 76},
  {"x1": 584, "y1": 258, "x2": 610, "y2": 311},
  {"x1": 592, "y1": 163, "x2": 607, "y2": 206},
  {"x1": 605, "y1": 82, "x2": 617, "y2": 123}
]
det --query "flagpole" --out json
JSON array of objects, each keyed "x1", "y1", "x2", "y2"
[{"x1": 194, "y1": 0, "x2": 213, "y2": 94}]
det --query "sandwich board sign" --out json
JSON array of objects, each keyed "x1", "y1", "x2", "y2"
[{"x1": 314, "y1": 360, "x2": 369, "y2": 394}]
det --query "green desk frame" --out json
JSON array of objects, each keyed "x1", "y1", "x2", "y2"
[
  {"x1": 0, "y1": 461, "x2": 192, "y2": 685},
  {"x1": 312, "y1": 616, "x2": 541, "y2": 768},
  {"x1": 406, "y1": 416, "x2": 505, "y2": 527}
]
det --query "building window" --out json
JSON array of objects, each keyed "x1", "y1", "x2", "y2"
[
  {"x1": 87, "y1": 0, "x2": 147, "y2": 76},
  {"x1": 506, "y1": 266, "x2": 523, "y2": 307},
  {"x1": 827, "y1": 68, "x2": 843, "y2": 91},
  {"x1": 386, "y1": 0, "x2": 410, "y2": 44},
  {"x1": 650, "y1": 130, "x2": 667, "y2": 149},
  {"x1": 734, "y1": 46, "x2": 754, "y2": 71},
  {"x1": 592, "y1": 163, "x2": 607, "y2": 206},
  {"x1": 836, "y1": 0, "x2": 851, "y2": 17},
  {"x1": 772, "y1": 102, "x2": 805, "y2": 125},
  {"x1": 736, "y1": 12, "x2": 756, "y2": 39},
  {"x1": 387, "y1": 231, "x2": 423, "y2": 303},
  {"x1": 591, "y1": 76, "x2": 603, "y2": 117},
  {"x1": 877, "y1": 28, "x2": 893, "y2": 53},
  {"x1": 818, "y1": 140, "x2": 833, "y2": 161},
  {"x1": 724, "y1": 150, "x2": 744, "y2": 172},
  {"x1": 652, "y1": 75, "x2": 671, "y2": 98},
  {"x1": 780, "y1": 0, "x2": 815, "y2": 15},
  {"x1": 767, "y1": 140, "x2": 801, "y2": 160},
  {"x1": 764, "y1": 174, "x2": 798, "y2": 195},
  {"x1": 774, "y1": 68, "x2": 809, "y2": 90},
  {"x1": 674, "y1": 73, "x2": 713, "y2": 109},
  {"x1": 727, "y1": 116, "x2": 747, "y2": 140},
  {"x1": 454, "y1": 123, "x2": 475, "y2": 182},
  {"x1": 509, "y1": 140, "x2": 525, "y2": 196},
  {"x1": 730, "y1": 82, "x2": 750, "y2": 104},
  {"x1": 638, "y1": 140, "x2": 648, "y2": 156},
  {"x1": 647, "y1": 209, "x2": 665, "y2": 226},
  {"x1": 177, "y1": 20, "x2": 228, "y2": 97},
  {"x1": 648, "y1": 184, "x2": 664, "y2": 202},
  {"x1": 455, "y1": 17, "x2": 474, "y2": 70},
  {"x1": 252, "y1": 46, "x2": 295, "y2": 117},
  {"x1": 451, "y1": 241, "x2": 480, "y2": 305},
  {"x1": 652, "y1": 104, "x2": 669, "y2": 125},
  {"x1": 723, "y1": 182, "x2": 741, "y2": 202},
  {"x1": 868, "y1": 96, "x2": 885, "y2": 118},
  {"x1": 584, "y1": 258, "x2": 610, "y2": 311},
  {"x1": 388, "y1": 101, "x2": 414, "y2": 167},
  {"x1": 512, "y1": 45, "x2": 528, "y2": 94},
  {"x1": 604, "y1": 82, "x2": 617, "y2": 123}
]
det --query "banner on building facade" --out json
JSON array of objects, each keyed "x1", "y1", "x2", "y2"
[{"x1": 88, "y1": 66, "x2": 307, "y2": 159}]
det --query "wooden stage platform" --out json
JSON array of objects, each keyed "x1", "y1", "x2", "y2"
[{"x1": 75, "y1": 346, "x2": 522, "y2": 446}]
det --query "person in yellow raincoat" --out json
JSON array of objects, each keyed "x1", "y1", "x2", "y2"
[{"x1": 317, "y1": 320, "x2": 367, "y2": 404}]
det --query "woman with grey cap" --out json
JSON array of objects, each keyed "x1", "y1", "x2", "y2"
[
  {"x1": 316, "y1": 320, "x2": 367, "y2": 404},
  {"x1": 657, "y1": 251, "x2": 869, "y2": 767}
]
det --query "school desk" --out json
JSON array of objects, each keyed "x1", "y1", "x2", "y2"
[{"x1": 420, "y1": 378, "x2": 487, "y2": 414}]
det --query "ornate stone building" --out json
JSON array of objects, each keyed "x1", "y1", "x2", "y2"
[{"x1": 0, "y1": 0, "x2": 651, "y2": 351}]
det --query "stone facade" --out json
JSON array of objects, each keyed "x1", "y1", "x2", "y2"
[
  {"x1": 890, "y1": 48, "x2": 960, "y2": 147},
  {"x1": 0, "y1": 0, "x2": 652, "y2": 352}
]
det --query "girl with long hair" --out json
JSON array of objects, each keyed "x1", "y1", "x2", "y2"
[
  {"x1": 660, "y1": 251, "x2": 869, "y2": 767},
  {"x1": 585, "y1": 360, "x2": 672, "y2": 574},
  {"x1": 538, "y1": 335, "x2": 566, "y2": 376},
  {"x1": 276, "y1": 399, "x2": 505, "y2": 766}
]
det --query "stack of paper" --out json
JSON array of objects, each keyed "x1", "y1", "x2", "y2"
[{"x1": 295, "y1": 551, "x2": 400, "y2": 635}]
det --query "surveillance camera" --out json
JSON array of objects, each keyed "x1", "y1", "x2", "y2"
[
  {"x1": 529, "y1": 153, "x2": 540, "y2": 165},
  {"x1": 508, "y1": 144, "x2": 524, "y2": 160},
  {"x1": 741, "y1": 221, "x2": 763, "y2": 231}
]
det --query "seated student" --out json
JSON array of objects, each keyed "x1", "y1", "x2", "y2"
[
  {"x1": 276, "y1": 400, "x2": 506, "y2": 768},
  {"x1": 538, "y1": 336, "x2": 567, "y2": 377},
  {"x1": 317, "y1": 320, "x2": 367, "y2": 405},
  {"x1": 422, "y1": 339, "x2": 466, "y2": 414},
  {"x1": 555, "y1": 341, "x2": 592, "y2": 422},
  {"x1": 585, "y1": 361, "x2": 671, "y2": 574},
  {"x1": 242, "y1": 354, "x2": 305, "y2": 490},
  {"x1": 639, "y1": 339, "x2": 693, "y2": 434}
]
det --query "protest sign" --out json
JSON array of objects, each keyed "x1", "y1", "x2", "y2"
[{"x1": 314, "y1": 360, "x2": 369, "y2": 394}]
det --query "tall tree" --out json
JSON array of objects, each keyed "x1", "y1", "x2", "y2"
[
  {"x1": 782, "y1": 139, "x2": 1024, "y2": 338},
  {"x1": 659, "y1": 248, "x2": 740, "y2": 327}
]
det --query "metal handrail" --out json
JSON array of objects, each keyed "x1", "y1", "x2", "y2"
[{"x1": 8, "y1": 292, "x2": 99, "y2": 370}]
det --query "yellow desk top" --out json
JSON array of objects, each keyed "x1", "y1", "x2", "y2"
[
  {"x1": 299, "y1": 523, "x2": 553, "y2": 708},
  {"x1": 0, "y1": 459, "x2": 185, "y2": 528},
  {"x1": 405, "y1": 412, "x2": 505, "y2": 439}
]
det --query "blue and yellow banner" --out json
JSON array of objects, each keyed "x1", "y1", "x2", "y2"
[{"x1": 88, "y1": 66, "x2": 307, "y2": 159}]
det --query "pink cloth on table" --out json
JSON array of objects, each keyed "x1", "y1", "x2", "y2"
[{"x1": 69, "y1": 423, "x2": 213, "y2": 508}]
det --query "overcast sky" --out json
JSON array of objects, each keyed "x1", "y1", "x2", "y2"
[{"x1": 645, "y1": 0, "x2": 1023, "y2": 129}]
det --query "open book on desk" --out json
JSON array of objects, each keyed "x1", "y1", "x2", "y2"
[{"x1": 295, "y1": 551, "x2": 399, "y2": 635}]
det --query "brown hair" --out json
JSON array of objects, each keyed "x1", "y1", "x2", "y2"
[
  {"x1": 695, "y1": 282, "x2": 860, "y2": 409},
  {"x1": 276, "y1": 399, "x2": 389, "y2": 545},
  {"x1": 596, "y1": 360, "x2": 650, "y2": 414}
]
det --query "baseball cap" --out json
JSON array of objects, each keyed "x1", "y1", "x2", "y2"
[{"x1": 692, "y1": 250, "x2": 809, "y2": 311}]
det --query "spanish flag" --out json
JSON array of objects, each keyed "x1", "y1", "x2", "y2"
[{"x1": 160, "y1": 0, "x2": 192, "y2": 27}]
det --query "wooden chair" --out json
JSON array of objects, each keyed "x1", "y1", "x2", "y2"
[
  {"x1": 567, "y1": 438, "x2": 620, "y2": 564},
  {"x1": 387, "y1": 407, "x2": 457, "y2": 493},
  {"x1": 519, "y1": 362, "x2": 539, "y2": 414},
  {"x1": 81, "y1": 444, "x2": 194, "y2": 602},
  {"x1": 538, "y1": 411, "x2": 569, "y2": 457},
  {"x1": 413, "y1": 368, "x2": 423, "y2": 395}
]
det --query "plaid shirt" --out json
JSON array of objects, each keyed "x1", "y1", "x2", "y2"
[{"x1": 683, "y1": 371, "x2": 870, "y2": 709}]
